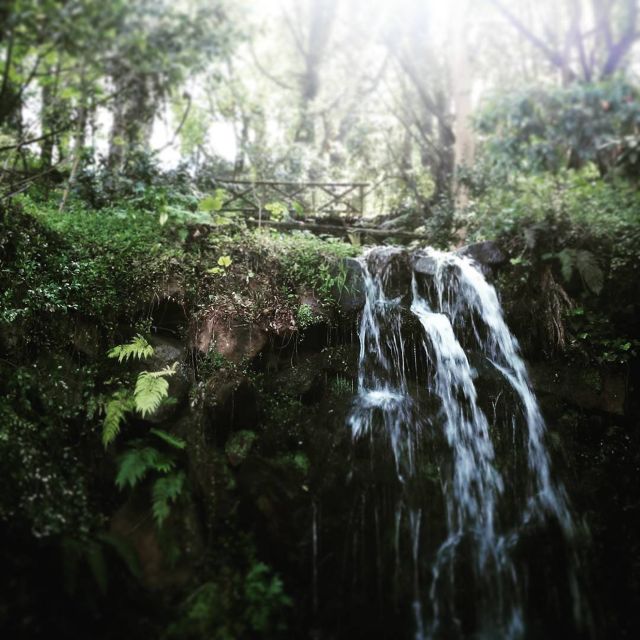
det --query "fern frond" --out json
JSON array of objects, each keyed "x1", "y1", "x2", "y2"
[
  {"x1": 134, "y1": 365, "x2": 176, "y2": 417},
  {"x1": 107, "y1": 334, "x2": 154, "y2": 363},
  {"x1": 152, "y1": 471, "x2": 186, "y2": 526},
  {"x1": 150, "y1": 428, "x2": 186, "y2": 450},
  {"x1": 115, "y1": 446, "x2": 175, "y2": 489},
  {"x1": 102, "y1": 390, "x2": 135, "y2": 447},
  {"x1": 575, "y1": 250, "x2": 604, "y2": 295}
]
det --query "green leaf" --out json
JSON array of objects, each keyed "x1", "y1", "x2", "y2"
[
  {"x1": 575, "y1": 250, "x2": 604, "y2": 295},
  {"x1": 152, "y1": 471, "x2": 186, "y2": 526},
  {"x1": 217, "y1": 255, "x2": 232, "y2": 267},
  {"x1": 150, "y1": 428, "x2": 186, "y2": 449},
  {"x1": 225, "y1": 430, "x2": 257, "y2": 466},
  {"x1": 198, "y1": 189, "x2": 226, "y2": 212},
  {"x1": 134, "y1": 365, "x2": 177, "y2": 418},
  {"x1": 107, "y1": 335, "x2": 154, "y2": 363},
  {"x1": 115, "y1": 446, "x2": 175, "y2": 489},
  {"x1": 102, "y1": 390, "x2": 135, "y2": 447},
  {"x1": 265, "y1": 201, "x2": 288, "y2": 220},
  {"x1": 557, "y1": 248, "x2": 575, "y2": 283}
]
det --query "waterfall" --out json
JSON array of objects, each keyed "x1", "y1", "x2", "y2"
[{"x1": 347, "y1": 247, "x2": 586, "y2": 639}]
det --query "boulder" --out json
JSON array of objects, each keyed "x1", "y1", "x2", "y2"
[
  {"x1": 530, "y1": 362, "x2": 626, "y2": 416},
  {"x1": 457, "y1": 241, "x2": 508, "y2": 269},
  {"x1": 365, "y1": 247, "x2": 411, "y2": 300},
  {"x1": 195, "y1": 315, "x2": 267, "y2": 363},
  {"x1": 333, "y1": 257, "x2": 366, "y2": 313},
  {"x1": 410, "y1": 250, "x2": 438, "y2": 276},
  {"x1": 270, "y1": 353, "x2": 326, "y2": 403}
]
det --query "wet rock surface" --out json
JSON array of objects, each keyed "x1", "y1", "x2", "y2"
[
  {"x1": 457, "y1": 240, "x2": 508, "y2": 267},
  {"x1": 530, "y1": 361, "x2": 627, "y2": 416},
  {"x1": 333, "y1": 257, "x2": 366, "y2": 312},
  {"x1": 194, "y1": 315, "x2": 268, "y2": 362}
]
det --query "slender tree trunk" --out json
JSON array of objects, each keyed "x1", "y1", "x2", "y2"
[
  {"x1": 40, "y1": 59, "x2": 62, "y2": 170},
  {"x1": 59, "y1": 69, "x2": 88, "y2": 212},
  {"x1": 450, "y1": 0, "x2": 475, "y2": 206}
]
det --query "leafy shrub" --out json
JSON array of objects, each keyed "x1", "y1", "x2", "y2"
[
  {"x1": 476, "y1": 78, "x2": 640, "y2": 176},
  {"x1": 165, "y1": 561, "x2": 291, "y2": 639}
]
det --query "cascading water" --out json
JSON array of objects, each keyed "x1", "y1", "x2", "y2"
[{"x1": 347, "y1": 246, "x2": 588, "y2": 639}]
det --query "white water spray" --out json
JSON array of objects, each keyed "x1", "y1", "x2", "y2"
[{"x1": 347, "y1": 246, "x2": 582, "y2": 639}]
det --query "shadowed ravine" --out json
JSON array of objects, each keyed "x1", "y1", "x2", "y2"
[{"x1": 347, "y1": 247, "x2": 590, "y2": 639}]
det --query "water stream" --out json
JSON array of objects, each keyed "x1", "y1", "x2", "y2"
[{"x1": 347, "y1": 246, "x2": 586, "y2": 639}]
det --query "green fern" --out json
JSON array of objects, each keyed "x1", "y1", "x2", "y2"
[
  {"x1": 107, "y1": 334, "x2": 154, "y2": 363},
  {"x1": 557, "y1": 248, "x2": 604, "y2": 295},
  {"x1": 150, "y1": 428, "x2": 186, "y2": 450},
  {"x1": 115, "y1": 445, "x2": 176, "y2": 489},
  {"x1": 102, "y1": 390, "x2": 135, "y2": 447},
  {"x1": 134, "y1": 364, "x2": 177, "y2": 417},
  {"x1": 152, "y1": 471, "x2": 186, "y2": 526}
]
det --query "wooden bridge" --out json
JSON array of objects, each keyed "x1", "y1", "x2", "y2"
[
  {"x1": 214, "y1": 178, "x2": 429, "y2": 241},
  {"x1": 216, "y1": 178, "x2": 368, "y2": 218}
]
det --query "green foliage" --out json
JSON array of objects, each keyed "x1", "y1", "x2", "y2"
[
  {"x1": 244, "y1": 563, "x2": 292, "y2": 633},
  {"x1": 0, "y1": 198, "x2": 179, "y2": 339},
  {"x1": 108, "y1": 334, "x2": 155, "y2": 363},
  {"x1": 265, "y1": 201, "x2": 288, "y2": 220},
  {"x1": 115, "y1": 445, "x2": 176, "y2": 489},
  {"x1": 102, "y1": 390, "x2": 135, "y2": 448},
  {"x1": 196, "y1": 350, "x2": 231, "y2": 379},
  {"x1": 225, "y1": 430, "x2": 257, "y2": 465},
  {"x1": 330, "y1": 374, "x2": 353, "y2": 396},
  {"x1": 476, "y1": 79, "x2": 640, "y2": 176},
  {"x1": 295, "y1": 303, "x2": 320, "y2": 329},
  {"x1": 0, "y1": 358, "x2": 98, "y2": 538},
  {"x1": 461, "y1": 167, "x2": 640, "y2": 246},
  {"x1": 134, "y1": 364, "x2": 177, "y2": 417},
  {"x1": 566, "y1": 306, "x2": 639, "y2": 365},
  {"x1": 165, "y1": 561, "x2": 291, "y2": 639},
  {"x1": 207, "y1": 255, "x2": 233, "y2": 276},
  {"x1": 254, "y1": 230, "x2": 356, "y2": 304},
  {"x1": 151, "y1": 428, "x2": 186, "y2": 450},
  {"x1": 197, "y1": 190, "x2": 243, "y2": 226},
  {"x1": 198, "y1": 190, "x2": 226, "y2": 213},
  {"x1": 152, "y1": 471, "x2": 186, "y2": 526},
  {"x1": 101, "y1": 338, "x2": 178, "y2": 445},
  {"x1": 113, "y1": 428, "x2": 187, "y2": 528},
  {"x1": 553, "y1": 249, "x2": 604, "y2": 295}
]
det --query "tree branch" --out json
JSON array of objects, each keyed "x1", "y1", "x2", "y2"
[
  {"x1": 601, "y1": 0, "x2": 638, "y2": 76},
  {"x1": 489, "y1": 0, "x2": 577, "y2": 81}
]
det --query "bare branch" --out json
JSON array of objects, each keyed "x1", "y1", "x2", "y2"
[{"x1": 489, "y1": 0, "x2": 577, "y2": 81}]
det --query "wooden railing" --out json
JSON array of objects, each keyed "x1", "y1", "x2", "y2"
[{"x1": 215, "y1": 179, "x2": 369, "y2": 218}]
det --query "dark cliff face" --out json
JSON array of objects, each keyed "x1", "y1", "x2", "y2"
[{"x1": 1, "y1": 232, "x2": 638, "y2": 639}]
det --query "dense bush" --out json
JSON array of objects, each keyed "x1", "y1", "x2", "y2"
[{"x1": 475, "y1": 79, "x2": 640, "y2": 177}]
